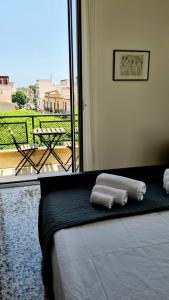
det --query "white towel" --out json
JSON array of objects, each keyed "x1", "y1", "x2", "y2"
[
  {"x1": 90, "y1": 191, "x2": 114, "y2": 209},
  {"x1": 96, "y1": 173, "x2": 146, "y2": 201},
  {"x1": 163, "y1": 169, "x2": 169, "y2": 180},
  {"x1": 163, "y1": 175, "x2": 169, "y2": 188},
  {"x1": 164, "y1": 181, "x2": 169, "y2": 194},
  {"x1": 93, "y1": 184, "x2": 128, "y2": 206}
]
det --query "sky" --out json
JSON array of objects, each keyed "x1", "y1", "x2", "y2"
[{"x1": 0, "y1": 0, "x2": 76, "y2": 87}]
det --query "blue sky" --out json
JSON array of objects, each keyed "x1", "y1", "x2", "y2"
[{"x1": 0, "y1": 0, "x2": 76, "y2": 87}]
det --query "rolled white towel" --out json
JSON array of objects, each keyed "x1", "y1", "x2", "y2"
[
  {"x1": 163, "y1": 175, "x2": 169, "y2": 188},
  {"x1": 93, "y1": 184, "x2": 128, "y2": 206},
  {"x1": 90, "y1": 191, "x2": 114, "y2": 209},
  {"x1": 96, "y1": 173, "x2": 146, "y2": 201},
  {"x1": 164, "y1": 181, "x2": 169, "y2": 194},
  {"x1": 163, "y1": 169, "x2": 169, "y2": 180}
]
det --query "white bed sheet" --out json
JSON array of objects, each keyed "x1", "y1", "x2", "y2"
[{"x1": 51, "y1": 211, "x2": 169, "y2": 300}]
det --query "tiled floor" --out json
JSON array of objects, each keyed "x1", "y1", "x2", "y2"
[
  {"x1": 0, "y1": 184, "x2": 48, "y2": 300},
  {"x1": 0, "y1": 163, "x2": 68, "y2": 184}
]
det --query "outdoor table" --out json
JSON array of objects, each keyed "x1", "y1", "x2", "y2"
[{"x1": 32, "y1": 127, "x2": 67, "y2": 172}]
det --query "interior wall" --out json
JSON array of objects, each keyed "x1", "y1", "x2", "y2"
[{"x1": 82, "y1": 0, "x2": 169, "y2": 170}]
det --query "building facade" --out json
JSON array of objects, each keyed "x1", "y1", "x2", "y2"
[
  {"x1": 0, "y1": 76, "x2": 16, "y2": 111},
  {"x1": 36, "y1": 79, "x2": 73, "y2": 113}
]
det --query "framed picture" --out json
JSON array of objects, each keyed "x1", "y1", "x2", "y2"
[{"x1": 113, "y1": 50, "x2": 150, "y2": 81}]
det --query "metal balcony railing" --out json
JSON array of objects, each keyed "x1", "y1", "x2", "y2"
[{"x1": 0, "y1": 114, "x2": 79, "y2": 150}]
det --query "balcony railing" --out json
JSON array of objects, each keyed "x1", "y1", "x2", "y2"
[
  {"x1": 0, "y1": 113, "x2": 78, "y2": 149},
  {"x1": 0, "y1": 113, "x2": 79, "y2": 175}
]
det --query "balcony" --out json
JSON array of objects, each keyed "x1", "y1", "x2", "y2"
[{"x1": 0, "y1": 113, "x2": 79, "y2": 182}]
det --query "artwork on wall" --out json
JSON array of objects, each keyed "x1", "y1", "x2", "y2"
[{"x1": 113, "y1": 50, "x2": 150, "y2": 81}]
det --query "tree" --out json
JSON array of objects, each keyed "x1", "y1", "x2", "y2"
[
  {"x1": 29, "y1": 85, "x2": 36, "y2": 97},
  {"x1": 29, "y1": 85, "x2": 38, "y2": 109},
  {"x1": 12, "y1": 91, "x2": 27, "y2": 108}
]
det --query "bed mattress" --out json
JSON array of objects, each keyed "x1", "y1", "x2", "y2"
[{"x1": 51, "y1": 210, "x2": 169, "y2": 300}]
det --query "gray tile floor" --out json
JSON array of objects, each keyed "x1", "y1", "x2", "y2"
[{"x1": 0, "y1": 185, "x2": 47, "y2": 300}]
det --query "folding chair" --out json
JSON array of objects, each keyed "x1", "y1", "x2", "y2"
[
  {"x1": 8, "y1": 127, "x2": 39, "y2": 175},
  {"x1": 65, "y1": 141, "x2": 79, "y2": 171}
]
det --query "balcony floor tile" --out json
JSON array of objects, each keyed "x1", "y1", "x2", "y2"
[{"x1": 0, "y1": 164, "x2": 69, "y2": 184}]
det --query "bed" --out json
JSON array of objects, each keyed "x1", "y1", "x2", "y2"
[{"x1": 38, "y1": 165, "x2": 169, "y2": 300}]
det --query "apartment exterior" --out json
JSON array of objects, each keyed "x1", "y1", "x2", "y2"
[
  {"x1": 0, "y1": 76, "x2": 16, "y2": 111},
  {"x1": 36, "y1": 79, "x2": 77, "y2": 113},
  {"x1": 36, "y1": 79, "x2": 56, "y2": 111}
]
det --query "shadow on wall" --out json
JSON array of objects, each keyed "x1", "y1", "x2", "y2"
[{"x1": 136, "y1": 128, "x2": 169, "y2": 165}]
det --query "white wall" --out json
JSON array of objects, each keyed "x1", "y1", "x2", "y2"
[
  {"x1": 82, "y1": 0, "x2": 169, "y2": 170},
  {"x1": 36, "y1": 80, "x2": 56, "y2": 110}
]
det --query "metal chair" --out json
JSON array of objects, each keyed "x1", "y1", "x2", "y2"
[
  {"x1": 65, "y1": 127, "x2": 79, "y2": 171},
  {"x1": 8, "y1": 127, "x2": 39, "y2": 175},
  {"x1": 65, "y1": 141, "x2": 79, "y2": 171}
]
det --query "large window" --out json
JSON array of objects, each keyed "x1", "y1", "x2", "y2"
[{"x1": 0, "y1": 0, "x2": 83, "y2": 174}]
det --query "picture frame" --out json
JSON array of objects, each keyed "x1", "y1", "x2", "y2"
[{"x1": 113, "y1": 50, "x2": 150, "y2": 81}]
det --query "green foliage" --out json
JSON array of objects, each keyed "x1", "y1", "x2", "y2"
[
  {"x1": 0, "y1": 110, "x2": 39, "y2": 117},
  {"x1": 12, "y1": 91, "x2": 27, "y2": 108},
  {"x1": 33, "y1": 98, "x2": 38, "y2": 106},
  {"x1": 29, "y1": 85, "x2": 36, "y2": 95},
  {"x1": 0, "y1": 110, "x2": 41, "y2": 149}
]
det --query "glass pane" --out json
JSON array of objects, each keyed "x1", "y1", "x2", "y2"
[{"x1": 0, "y1": 0, "x2": 79, "y2": 175}]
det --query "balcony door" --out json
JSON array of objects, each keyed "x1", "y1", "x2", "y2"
[
  {"x1": 0, "y1": 0, "x2": 83, "y2": 174},
  {"x1": 67, "y1": 0, "x2": 83, "y2": 172}
]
